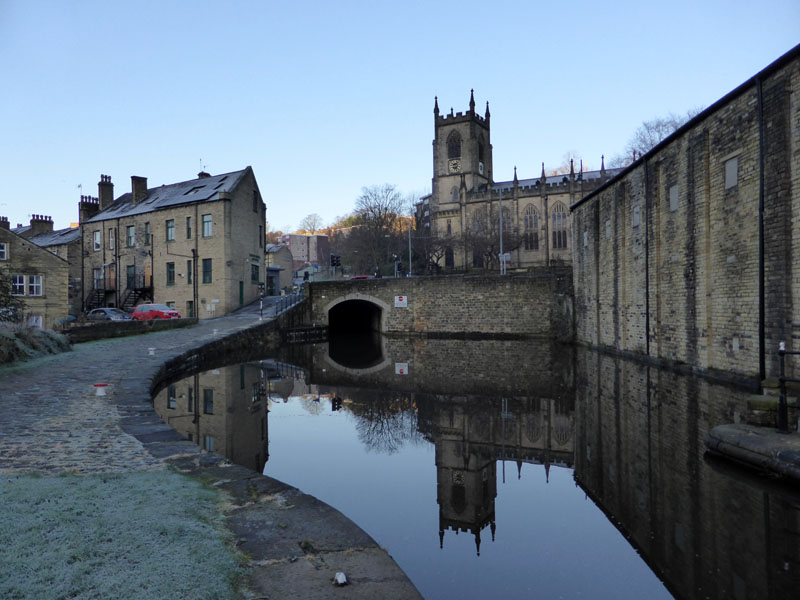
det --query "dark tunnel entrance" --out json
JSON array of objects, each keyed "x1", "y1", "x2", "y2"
[
  {"x1": 327, "y1": 300, "x2": 384, "y2": 369},
  {"x1": 328, "y1": 299, "x2": 382, "y2": 335}
]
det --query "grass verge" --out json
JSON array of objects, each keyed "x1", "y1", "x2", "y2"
[{"x1": 0, "y1": 469, "x2": 245, "y2": 600}]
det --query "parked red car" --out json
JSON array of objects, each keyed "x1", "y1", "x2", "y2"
[{"x1": 132, "y1": 303, "x2": 181, "y2": 320}]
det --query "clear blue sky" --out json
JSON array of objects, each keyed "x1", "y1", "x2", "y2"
[{"x1": 1, "y1": 0, "x2": 797, "y2": 232}]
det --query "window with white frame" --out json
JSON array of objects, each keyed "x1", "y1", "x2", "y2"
[
  {"x1": 202, "y1": 214, "x2": 212, "y2": 237},
  {"x1": 127, "y1": 225, "x2": 135, "y2": 247},
  {"x1": 11, "y1": 274, "x2": 24, "y2": 295},
  {"x1": 27, "y1": 315, "x2": 42, "y2": 328},
  {"x1": 165, "y1": 219, "x2": 175, "y2": 241},
  {"x1": 93, "y1": 230, "x2": 101, "y2": 251},
  {"x1": 203, "y1": 435, "x2": 215, "y2": 452},
  {"x1": 108, "y1": 228, "x2": 115, "y2": 250},
  {"x1": 0, "y1": 242, "x2": 7, "y2": 260},
  {"x1": 28, "y1": 275, "x2": 42, "y2": 296}
]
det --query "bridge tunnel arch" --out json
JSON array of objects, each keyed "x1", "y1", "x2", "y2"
[{"x1": 328, "y1": 299, "x2": 383, "y2": 335}]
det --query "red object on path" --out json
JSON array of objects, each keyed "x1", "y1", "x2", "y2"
[{"x1": 94, "y1": 383, "x2": 109, "y2": 396}]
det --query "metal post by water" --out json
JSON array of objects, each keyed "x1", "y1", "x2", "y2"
[{"x1": 778, "y1": 341, "x2": 788, "y2": 433}]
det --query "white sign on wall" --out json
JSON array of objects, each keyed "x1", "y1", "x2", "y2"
[
  {"x1": 394, "y1": 295, "x2": 408, "y2": 308},
  {"x1": 395, "y1": 362, "x2": 409, "y2": 375}
]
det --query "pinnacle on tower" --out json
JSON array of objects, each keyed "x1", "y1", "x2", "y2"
[
  {"x1": 570, "y1": 158, "x2": 575, "y2": 177},
  {"x1": 469, "y1": 89, "x2": 475, "y2": 113},
  {"x1": 601, "y1": 154, "x2": 606, "y2": 175},
  {"x1": 513, "y1": 166, "x2": 518, "y2": 183},
  {"x1": 434, "y1": 96, "x2": 439, "y2": 115},
  {"x1": 541, "y1": 162, "x2": 546, "y2": 182},
  {"x1": 485, "y1": 101, "x2": 490, "y2": 120}
]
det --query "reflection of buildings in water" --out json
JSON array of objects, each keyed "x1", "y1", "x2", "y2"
[
  {"x1": 418, "y1": 395, "x2": 575, "y2": 555},
  {"x1": 153, "y1": 362, "x2": 269, "y2": 473},
  {"x1": 574, "y1": 349, "x2": 800, "y2": 600}
]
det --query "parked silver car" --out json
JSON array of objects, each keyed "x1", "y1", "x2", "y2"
[{"x1": 87, "y1": 307, "x2": 132, "y2": 321}]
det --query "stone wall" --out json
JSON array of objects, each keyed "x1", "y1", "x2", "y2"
[
  {"x1": 572, "y1": 45, "x2": 800, "y2": 382},
  {"x1": 65, "y1": 317, "x2": 197, "y2": 343},
  {"x1": 307, "y1": 268, "x2": 574, "y2": 340}
]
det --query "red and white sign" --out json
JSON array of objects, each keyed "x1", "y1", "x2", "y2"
[
  {"x1": 394, "y1": 295, "x2": 408, "y2": 308},
  {"x1": 395, "y1": 362, "x2": 409, "y2": 375}
]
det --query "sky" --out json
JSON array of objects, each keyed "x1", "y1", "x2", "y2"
[{"x1": 1, "y1": 0, "x2": 798, "y2": 233}]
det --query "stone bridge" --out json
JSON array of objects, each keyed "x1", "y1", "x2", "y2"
[{"x1": 305, "y1": 269, "x2": 573, "y2": 340}]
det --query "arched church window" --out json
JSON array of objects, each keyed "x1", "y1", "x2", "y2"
[
  {"x1": 500, "y1": 207, "x2": 512, "y2": 232},
  {"x1": 524, "y1": 205, "x2": 539, "y2": 251},
  {"x1": 445, "y1": 247, "x2": 454, "y2": 268},
  {"x1": 552, "y1": 202, "x2": 568, "y2": 249},
  {"x1": 447, "y1": 131, "x2": 462, "y2": 159},
  {"x1": 451, "y1": 187, "x2": 459, "y2": 203},
  {"x1": 446, "y1": 219, "x2": 452, "y2": 235}
]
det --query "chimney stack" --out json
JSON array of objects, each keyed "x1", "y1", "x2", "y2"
[
  {"x1": 28, "y1": 214, "x2": 54, "y2": 237},
  {"x1": 0, "y1": 216, "x2": 9, "y2": 230},
  {"x1": 79, "y1": 195, "x2": 100, "y2": 223},
  {"x1": 197, "y1": 171, "x2": 211, "y2": 179},
  {"x1": 131, "y1": 176, "x2": 148, "y2": 205},
  {"x1": 98, "y1": 174, "x2": 114, "y2": 210}
]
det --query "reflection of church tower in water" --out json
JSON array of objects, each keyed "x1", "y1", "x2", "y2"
[{"x1": 420, "y1": 395, "x2": 574, "y2": 555}]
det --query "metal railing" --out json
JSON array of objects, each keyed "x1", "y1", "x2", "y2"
[
  {"x1": 777, "y1": 341, "x2": 799, "y2": 433},
  {"x1": 274, "y1": 288, "x2": 305, "y2": 316}
]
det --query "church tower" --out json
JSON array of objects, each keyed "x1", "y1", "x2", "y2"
[{"x1": 431, "y1": 90, "x2": 492, "y2": 212}]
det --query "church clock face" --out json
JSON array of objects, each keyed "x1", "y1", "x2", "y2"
[{"x1": 448, "y1": 159, "x2": 462, "y2": 173}]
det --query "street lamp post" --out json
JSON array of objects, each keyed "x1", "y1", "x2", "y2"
[{"x1": 499, "y1": 188, "x2": 505, "y2": 275}]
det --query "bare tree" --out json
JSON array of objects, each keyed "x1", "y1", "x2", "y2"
[
  {"x1": 353, "y1": 184, "x2": 405, "y2": 272},
  {"x1": 298, "y1": 213, "x2": 324, "y2": 233},
  {"x1": 608, "y1": 108, "x2": 703, "y2": 167},
  {"x1": 463, "y1": 206, "x2": 523, "y2": 270},
  {"x1": 546, "y1": 150, "x2": 583, "y2": 176}
]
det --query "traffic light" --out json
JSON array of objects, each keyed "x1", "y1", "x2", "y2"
[
  {"x1": 330, "y1": 254, "x2": 336, "y2": 267},
  {"x1": 335, "y1": 255, "x2": 341, "y2": 266}
]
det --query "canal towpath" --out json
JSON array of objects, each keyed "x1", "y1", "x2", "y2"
[{"x1": 0, "y1": 298, "x2": 422, "y2": 599}]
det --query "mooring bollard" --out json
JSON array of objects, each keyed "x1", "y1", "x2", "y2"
[
  {"x1": 94, "y1": 383, "x2": 108, "y2": 396},
  {"x1": 148, "y1": 347, "x2": 155, "y2": 356}
]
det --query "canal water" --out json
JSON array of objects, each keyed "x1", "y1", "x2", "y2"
[{"x1": 153, "y1": 336, "x2": 800, "y2": 599}]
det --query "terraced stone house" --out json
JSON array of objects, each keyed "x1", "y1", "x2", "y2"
[
  {"x1": 79, "y1": 167, "x2": 266, "y2": 319},
  {"x1": 0, "y1": 216, "x2": 70, "y2": 328}
]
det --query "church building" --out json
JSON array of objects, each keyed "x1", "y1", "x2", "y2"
[{"x1": 417, "y1": 90, "x2": 619, "y2": 272}]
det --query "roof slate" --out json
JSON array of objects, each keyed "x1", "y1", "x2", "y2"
[
  {"x1": 28, "y1": 227, "x2": 81, "y2": 247},
  {"x1": 85, "y1": 168, "x2": 250, "y2": 223}
]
